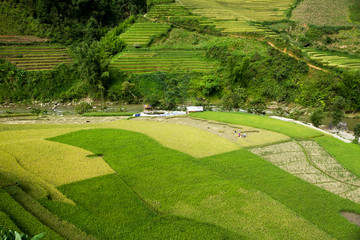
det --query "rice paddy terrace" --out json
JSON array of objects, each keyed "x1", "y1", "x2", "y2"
[
  {"x1": 302, "y1": 48, "x2": 360, "y2": 71},
  {"x1": 0, "y1": 45, "x2": 72, "y2": 71},
  {"x1": 1, "y1": 113, "x2": 360, "y2": 239},
  {"x1": 120, "y1": 22, "x2": 171, "y2": 47},
  {"x1": 168, "y1": 0, "x2": 292, "y2": 35},
  {"x1": 110, "y1": 49, "x2": 215, "y2": 74}
]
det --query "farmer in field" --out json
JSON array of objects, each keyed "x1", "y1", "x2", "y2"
[
  {"x1": 243, "y1": 133, "x2": 246, "y2": 138},
  {"x1": 238, "y1": 132, "x2": 241, "y2": 138}
]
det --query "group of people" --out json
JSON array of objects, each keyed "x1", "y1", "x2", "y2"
[{"x1": 234, "y1": 130, "x2": 246, "y2": 138}]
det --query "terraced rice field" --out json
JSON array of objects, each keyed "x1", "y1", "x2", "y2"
[
  {"x1": 0, "y1": 45, "x2": 72, "y2": 71},
  {"x1": 302, "y1": 48, "x2": 360, "y2": 70},
  {"x1": 251, "y1": 140, "x2": 360, "y2": 204},
  {"x1": 177, "y1": 0, "x2": 293, "y2": 34},
  {"x1": 109, "y1": 49, "x2": 215, "y2": 74},
  {"x1": 120, "y1": 22, "x2": 170, "y2": 47}
]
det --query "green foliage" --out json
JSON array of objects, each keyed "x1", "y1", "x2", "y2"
[
  {"x1": 339, "y1": 71, "x2": 360, "y2": 112},
  {"x1": 72, "y1": 42, "x2": 110, "y2": 98},
  {"x1": 354, "y1": 123, "x2": 360, "y2": 141},
  {"x1": 331, "y1": 96, "x2": 346, "y2": 126},
  {"x1": 247, "y1": 97, "x2": 266, "y2": 115},
  {"x1": 190, "y1": 75, "x2": 222, "y2": 99},
  {"x1": 1, "y1": 0, "x2": 147, "y2": 44},
  {"x1": 0, "y1": 226, "x2": 44, "y2": 240},
  {"x1": 74, "y1": 103, "x2": 92, "y2": 115},
  {"x1": 0, "y1": 60, "x2": 78, "y2": 102},
  {"x1": 310, "y1": 108, "x2": 325, "y2": 127},
  {"x1": 349, "y1": 1, "x2": 360, "y2": 23},
  {"x1": 220, "y1": 87, "x2": 246, "y2": 111},
  {"x1": 30, "y1": 108, "x2": 47, "y2": 116}
]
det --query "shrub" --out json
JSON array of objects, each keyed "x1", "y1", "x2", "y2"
[
  {"x1": 331, "y1": 96, "x2": 345, "y2": 126},
  {"x1": 247, "y1": 97, "x2": 266, "y2": 115},
  {"x1": 354, "y1": 124, "x2": 360, "y2": 142},
  {"x1": 75, "y1": 102, "x2": 92, "y2": 114},
  {"x1": 310, "y1": 108, "x2": 325, "y2": 128}
]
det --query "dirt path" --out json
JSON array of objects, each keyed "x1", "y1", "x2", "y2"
[
  {"x1": 228, "y1": 34, "x2": 328, "y2": 72},
  {"x1": 266, "y1": 41, "x2": 328, "y2": 72}
]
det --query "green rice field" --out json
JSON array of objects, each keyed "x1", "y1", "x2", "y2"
[
  {"x1": 177, "y1": 0, "x2": 293, "y2": 34},
  {"x1": 302, "y1": 48, "x2": 360, "y2": 70},
  {"x1": 0, "y1": 45, "x2": 72, "y2": 71},
  {"x1": 120, "y1": 22, "x2": 171, "y2": 47},
  {"x1": 1, "y1": 113, "x2": 360, "y2": 239},
  {"x1": 109, "y1": 49, "x2": 216, "y2": 74}
]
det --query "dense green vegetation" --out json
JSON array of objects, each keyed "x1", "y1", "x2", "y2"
[
  {"x1": 0, "y1": 0, "x2": 359, "y2": 114},
  {"x1": 0, "y1": 0, "x2": 146, "y2": 44}
]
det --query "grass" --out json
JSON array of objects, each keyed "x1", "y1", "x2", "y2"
[
  {"x1": 47, "y1": 128, "x2": 360, "y2": 239},
  {"x1": 0, "y1": 210, "x2": 20, "y2": 232},
  {"x1": 315, "y1": 136, "x2": 360, "y2": 177},
  {"x1": 41, "y1": 173, "x2": 240, "y2": 239},
  {"x1": 191, "y1": 112, "x2": 323, "y2": 139},
  {"x1": 110, "y1": 49, "x2": 216, "y2": 74},
  {"x1": 0, "y1": 44, "x2": 72, "y2": 71},
  {"x1": 6, "y1": 186, "x2": 96, "y2": 240},
  {"x1": 0, "y1": 189, "x2": 62, "y2": 240}
]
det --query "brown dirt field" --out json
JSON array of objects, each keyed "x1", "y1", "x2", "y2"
[{"x1": 341, "y1": 212, "x2": 360, "y2": 227}]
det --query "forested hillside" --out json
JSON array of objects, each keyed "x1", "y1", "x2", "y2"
[{"x1": 0, "y1": 0, "x2": 359, "y2": 113}]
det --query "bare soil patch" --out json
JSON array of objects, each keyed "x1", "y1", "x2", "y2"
[{"x1": 341, "y1": 212, "x2": 360, "y2": 227}]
